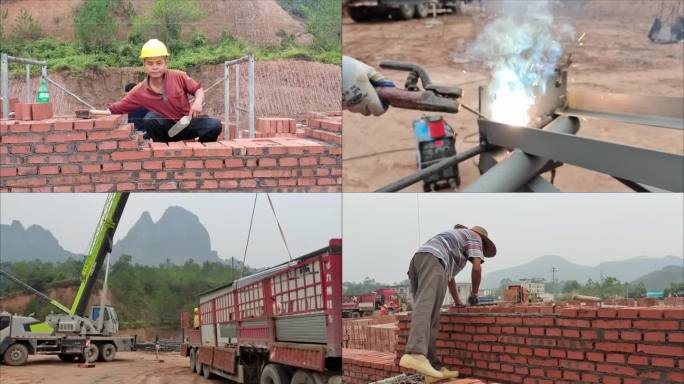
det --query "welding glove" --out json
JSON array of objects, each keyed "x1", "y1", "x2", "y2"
[{"x1": 342, "y1": 56, "x2": 395, "y2": 116}]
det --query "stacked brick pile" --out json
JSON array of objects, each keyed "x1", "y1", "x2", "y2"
[
  {"x1": 304, "y1": 112, "x2": 341, "y2": 145},
  {"x1": 343, "y1": 349, "x2": 502, "y2": 384},
  {"x1": 11, "y1": 101, "x2": 54, "y2": 121},
  {"x1": 343, "y1": 316, "x2": 399, "y2": 352},
  {"x1": 393, "y1": 305, "x2": 684, "y2": 384},
  {"x1": 1, "y1": 113, "x2": 341, "y2": 192}
]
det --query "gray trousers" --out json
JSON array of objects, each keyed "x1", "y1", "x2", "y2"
[{"x1": 406, "y1": 252, "x2": 448, "y2": 369}]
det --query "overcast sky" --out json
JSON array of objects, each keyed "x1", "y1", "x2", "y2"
[
  {"x1": 343, "y1": 194, "x2": 683, "y2": 284},
  {"x1": 0, "y1": 193, "x2": 341, "y2": 269}
]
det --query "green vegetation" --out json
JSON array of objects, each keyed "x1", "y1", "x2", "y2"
[
  {"x1": 74, "y1": 0, "x2": 119, "y2": 53},
  {"x1": 1, "y1": 257, "x2": 248, "y2": 329},
  {"x1": 1, "y1": 0, "x2": 340, "y2": 75}
]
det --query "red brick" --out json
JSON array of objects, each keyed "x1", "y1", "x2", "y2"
[
  {"x1": 595, "y1": 342, "x2": 635, "y2": 353},
  {"x1": 53, "y1": 185, "x2": 73, "y2": 192},
  {"x1": 191, "y1": 142, "x2": 232, "y2": 157},
  {"x1": 617, "y1": 308, "x2": 640, "y2": 319},
  {"x1": 593, "y1": 319, "x2": 631, "y2": 329},
  {"x1": 45, "y1": 131, "x2": 86, "y2": 143},
  {"x1": 60, "y1": 164, "x2": 79, "y2": 174},
  {"x1": 2, "y1": 133, "x2": 42, "y2": 144},
  {"x1": 643, "y1": 332, "x2": 666, "y2": 342},
  {"x1": 9, "y1": 145, "x2": 31, "y2": 154},
  {"x1": 652, "y1": 357, "x2": 674, "y2": 367},
  {"x1": 31, "y1": 103, "x2": 53, "y2": 120},
  {"x1": 15, "y1": 103, "x2": 32, "y2": 120},
  {"x1": 39, "y1": 165, "x2": 59, "y2": 175},
  {"x1": 205, "y1": 159, "x2": 223, "y2": 169},
  {"x1": 164, "y1": 159, "x2": 184, "y2": 169},
  {"x1": 87, "y1": 124, "x2": 132, "y2": 140},
  {"x1": 82, "y1": 164, "x2": 101, "y2": 173},
  {"x1": 98, "y1": 141, "x2": 118, "y2": 150},
  {"x1": 53, "y1": 143, "x2": 70, "y2": 153},
  {"x1": 94, "y1": 115, "x2": 124, "y2": 129},
  {"x1": 633, "y1": 320, "x2": 679, "y2": 330},
  {"x1": 74, "y1": 119, "x2": 94, "y2": 130},
  {"x1": 122, "y1": 162, "x2": 142, "y2": 171},
  {"x1": 77, "y1": 142, "x2": 97, "y2": 152},
  {"x1": 102, "y1": 162, "x2": 122, "y2": 172},
  {"x1": 597, "y1": 363, "x2": 637, "y2": 377},
  {"x1": 627, "y1": 355, "x2": 648, "y2": 365},
  {"x1": 637, "y1": 344, "x2": 684, "y2": 357},
  {"x1": 53, "y1": 120, "x2": 74, "y2": 131},
  {"x1": 29, "y1": 121, "x2": 51, "y2": 132},
  {"x1": 0, "y1": 167, "x2": 17, "y2": 177},
  {"x1": 17, "y1": 166, "x2": 38, "y2": 176},
  {"x1": 95, "y1": 183, "x2": 115, "y2": 192},
  {"x1": 9, "y1": 122, "x2": 30, "y2": 133},
  {"x1": 5, "y1": 176, "x2": 46, "y2": 187},
  {"x1": 143, "y1": 161, "x2": 163, "y2": 170},
  {"x1": 111, "y1": 149, "x2": 151, "y2": 161},
  {"x1": 639, "y1": 308, "x2": 664, "y2": 319}
]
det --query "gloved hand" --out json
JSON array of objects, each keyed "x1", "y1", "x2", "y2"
[
  {"x1": 342, "y1": 56, "x2": 395, "y2": 116},
  {"x1": 468, "y1": 293, "x2": 479, "y2": 306}
]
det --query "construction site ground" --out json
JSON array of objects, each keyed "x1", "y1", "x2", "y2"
[
  {"x1": 0, "y1": 351, "x2": 203, "y2": 384},
  {"x1": 342, "y1": 0, "x2": 684, "y2": 192}
]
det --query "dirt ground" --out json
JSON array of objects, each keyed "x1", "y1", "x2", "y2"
[
  {"x1": 342, "y1": 0, "x2": 684, "y2": 192},
  {"x1": 0, "y1": 351, "x2": 208, "y2": 384}
]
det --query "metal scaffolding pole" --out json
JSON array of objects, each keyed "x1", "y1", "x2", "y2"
[
  {"x1": 224, "y1": 63, "x2": 230, "y2": 139},
  {"x1": 1, "y1": 54, "x2": 9, "y2": 119},
  {"x1": 248, "y1": 54, "x2": 255, "y2": 138},
  {"x1": 44, "y1": 75, "x2": 95, "y2": 110},
  {"x1": 25, "y1": 64, "x2": 31, "y2": 103},
  {"x1": 235, "y1": 62, "x2": 240, "y2": 137},
  {"x1": 464, "y1": 116, "x2": 580, "y2": 192}
]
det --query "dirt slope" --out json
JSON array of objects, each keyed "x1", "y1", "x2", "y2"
[{"x1": 1, "y1": 0, "x2": 312, "y2": 46}]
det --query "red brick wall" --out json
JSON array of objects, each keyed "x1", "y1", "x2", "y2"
[
  {"x1": 343, "y1": 317, "x2": 399, "y2": 352},
  {"x1": 0, "y1": 113, "x2": 341, "y2": 192},
  {"x1": 393, "y1": 306, "x2": 684, "y2": 384}
]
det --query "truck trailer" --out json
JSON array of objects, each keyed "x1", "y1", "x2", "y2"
[
  {"x1": 180, "y1": 239, "x2": 343, "y2": 384},
  {"x1": 346, "y1": 0, "x2": 471, "y2": 22}
]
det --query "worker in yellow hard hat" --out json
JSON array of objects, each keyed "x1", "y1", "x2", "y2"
[
  {"x1": 91, "y1": 39, "x2": 221, "y2": 143},
  {"x1": 193, "y1": 307, "x2": 200, "y2": 329}
]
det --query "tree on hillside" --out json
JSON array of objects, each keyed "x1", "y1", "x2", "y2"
[
  {"x1": 10, "y1": 9, "x2": 43, "y2": 42},
  {"x1": 131, "y1": 0, "x2": 205, "y2": 52},
  {"x1": 74, "y1": 0, "x2": 119, "y2": 53}
]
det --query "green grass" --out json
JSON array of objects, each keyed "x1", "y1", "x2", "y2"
[{"x1": 2, "y1": 36, "x2": 339, "y2": 77}]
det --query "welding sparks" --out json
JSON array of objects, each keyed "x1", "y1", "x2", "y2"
[{"x1": 463, "y1": 0, "x2": 575, "y2": 127}]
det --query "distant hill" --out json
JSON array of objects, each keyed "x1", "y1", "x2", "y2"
[
  {"x1": 1, "y1": 207, "x2": 245, "y2": 267},
  {"x1": 110, "y1": 207, "x2": 222, "y2": 266},
  {"x1": 0, "y1": 220, "x2": 80, "y2": 263},
  {"x1": 631, "y1": 265, "x2": 684, "y2": 291},
  {"x1": 483, "y1": 254, "x2": 684, "y2": 288}
]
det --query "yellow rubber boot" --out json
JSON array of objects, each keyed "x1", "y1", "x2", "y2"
[
  {"x1": 440, "y1": 367, "x2": 459, "y2": 379},
  {"x1": 398, "y1": 354, "x2": 443, "y2": 379}
]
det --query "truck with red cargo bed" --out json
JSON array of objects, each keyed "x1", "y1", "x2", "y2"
[{"x1": 180, "y1": 239, "x2": 342, "y2": 384}]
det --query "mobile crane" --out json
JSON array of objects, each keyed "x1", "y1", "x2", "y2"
[{"x1": 0, "y1": 193, "x2": 135, "y2": 366}]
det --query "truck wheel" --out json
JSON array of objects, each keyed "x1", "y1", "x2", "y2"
[
  {"x1": 260, "y1": 363, "x2": 291, "y2": 384},
  {"x1": 348, "y1": 7, "x2": 371, "y2": 22},
  {"x1": 3, "y1": 343, "x2": 29, "y2": 366},
  {"x1": 351, "y1": 311, "x2": 360, "y2": 318},
  {"x1": 203, "y1": 363, "x2": 214, "y2": 379},
  {"x1": 416, "y1": 3, "x2": 430, "y2": 18},
  {"x1": 393, "y1": 4, "x2": 415, "y2": 20},
  {"x1": 291, "y1": 369, "x2": 316, "y2": 384},
  {"x1": 189, "y1": 348, "x2": 197, "y2": 372},
  {"x1": 99, "y1": 343, "x2": 116, "y2": 362},
  {"x1": 58, "y1": 353, "x2": 76, "y2": 362},
  {"x1": 195, "y1": 351, "x2": 203, "y2": 375},
  {"x1": 84, "y1": 344, "x2": 99, "y2": 363}
]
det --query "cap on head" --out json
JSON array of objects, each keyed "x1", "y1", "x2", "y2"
[
  {"x1": 193, "y1": 307, "x2": 198, "y2": 313},
  {"x1": 140, "y1": 39, "x2": 169, "y2": 59}
]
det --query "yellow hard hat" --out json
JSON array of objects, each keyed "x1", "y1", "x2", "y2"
[
  {"x1": 193, "y1": 307, "x2": 198, "y2": 313},
  {"x1": 140, "y1": 39, "x2": 169, "y2": 59}
]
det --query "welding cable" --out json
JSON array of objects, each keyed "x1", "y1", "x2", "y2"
[{"x1": 344, "y1": 147, "x2": 415, "y2": 162}]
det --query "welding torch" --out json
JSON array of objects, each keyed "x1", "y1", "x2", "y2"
[{"x1": 373, "y1": 60, "x2": 489, "y2": 120}]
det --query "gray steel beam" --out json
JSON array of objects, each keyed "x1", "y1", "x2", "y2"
[
  {"x1": 559, "y1": 89, "x2": 684, "y2": 130},
  {"x1": 479, "y1": 118, "x2": 684, "y2": 192},
  {"x1": 464, "y1": 116, "x2": 579, "y2": 192},
  {"x1": 525, "y1": 176, "x2": 560, "y2": 192},
  {"x1": 4, "y1": 55, "x2": 47, "y2": 66}
]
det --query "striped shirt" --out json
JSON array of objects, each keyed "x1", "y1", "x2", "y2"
[{"x1": 417, "y1": 228, "x2": 485, "y2": 278}]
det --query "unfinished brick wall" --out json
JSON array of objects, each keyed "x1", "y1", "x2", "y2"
[
  {"x1": 0, "y1": 112, "x2": 341, "y2": 192},
  {"x1": 393, "y1": 306, "x2": 684, "y2": 384},
  {"x1": 343, "y1": 349, "x2": 502, "y2": 384}
]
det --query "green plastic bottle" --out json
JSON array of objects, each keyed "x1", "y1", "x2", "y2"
[{"x1": 36, "y1": 78, "x2": 50, "y2": 103}]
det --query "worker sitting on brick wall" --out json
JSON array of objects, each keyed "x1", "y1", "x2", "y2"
[
  {"x1": 89, "y1": 39, "x2": 221, "y2": 143},
  {"x1": 399, "y1": 224, "x2": 497, "y2": 381},
  {"x1": 123, "y1": 82, "x2": 149, "y2": 135}
]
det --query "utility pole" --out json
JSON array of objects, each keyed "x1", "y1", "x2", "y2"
[{"x1": 550, "y1": 267, "x2": 559, "y2": 298}]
